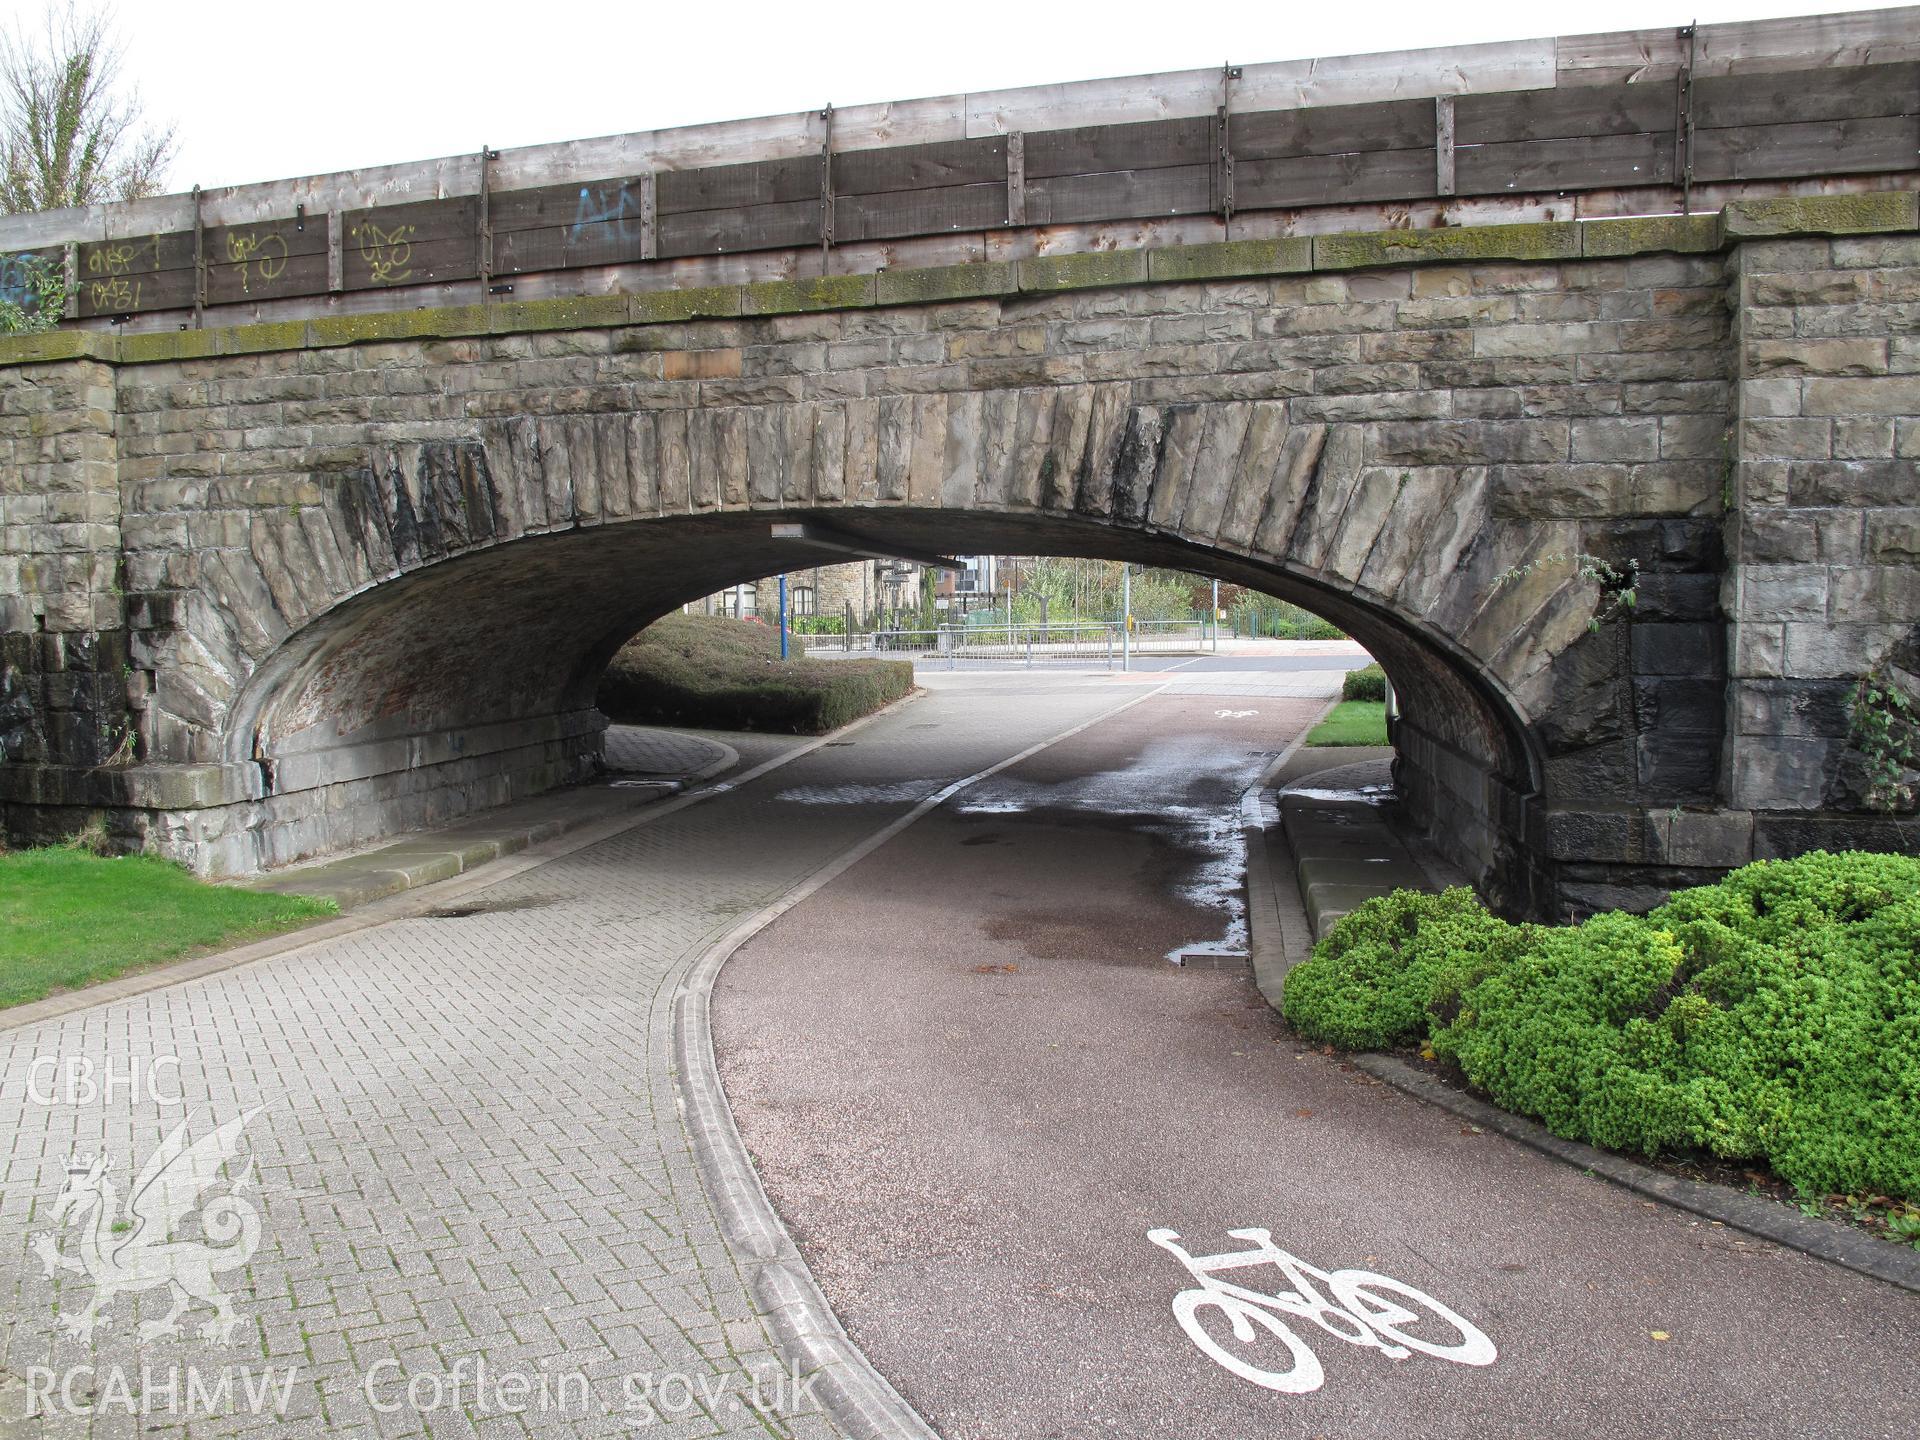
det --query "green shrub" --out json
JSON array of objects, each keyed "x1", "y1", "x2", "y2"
[
  {"x1": 1282, "y1": 888, "x2": 1521, "y2": 1050},
  {"x1": 1283, "y1": 852, "x2": 1920, "y2": 1200},
  {"x1": 599, "y1": 613, "x2": 913, "y2": 733},
  {"x1": 1342, "y1": 663, "x2": 1386, "y2": 703}
]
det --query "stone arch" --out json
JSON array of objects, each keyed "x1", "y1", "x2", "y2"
[{"x1": 152, "y1": 385, "x2": 1587, "y2": 906}]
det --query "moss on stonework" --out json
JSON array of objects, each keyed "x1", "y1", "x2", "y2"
[
  {"x1": 628, "y1": 286, "x2": 744, "y2": 324},
  {"x1": 306, "y1": 309, "x2": 487, "y2": 347},
  {"x1": 874, "y1": 262, "x2": 1014, "y2": 307},
  {"x1": 1314, "y1": 222, "x2": 1581, "y2": 271},
  {"x1": 218, "y1": 321, "x2": 310, "y2": 356},
  {"x1": 1017, "y1": 249, "x2": 1148, "y2": 291},
  {"x1": 741, "y1": 274, "x2": 876, "y2": 315},
  {"x1": 117, "y1": 330, "x2": 217, "y2": 363},
  {"x1": 1722, "y1": 191, "x2": 1919, "y2": 238},
  {"x1": 0, "y1": 330, "x2": 114, "y2": 367},
  {"x1": 1581, "y1": 213, "x2": 1722, "y2": 258},
  {"x1": 491, "y1": 295, "x2": 631, "y2": 333},
  {"x1": 1147, "y1": 238, "x2": 1313, "y2": 282}
]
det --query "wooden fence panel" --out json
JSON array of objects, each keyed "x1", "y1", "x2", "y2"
[
  {"x1": 1023, "y1": 117, "x2": 1211, "y2": 178},
  {"x1": 1455, "y1": 81, "x2": 1674, "y2": 143},
  {"x1": 1693, "y1": 61, "x2": 1919, "y2": 129},
  {"x1": 834, "y1": 138, "x2": 1005, "y2": 194},
  {"x1": 1237, "y1": 148, "x2": 1436, "y2": 209},
  {"x1": 1232, "y1": 98, "x2": 1435, "y2": 158},
  {"x1": 1457, "y1": 130, "x2": 1676, "y2": 193},
  {"x1": 835, "y1": 182, "x2": 1008, "y2": 242},
  {"x1": 341, "y1": 198, "x2": 479, "y2": 289},
  {"x1": 1692, "y1": 114, "x2": 1920, "y2": 182},
  {"x1": 658, "y1": 199, "x2": 819, "y2": 257},
  {"x1": 1026, "y1": 163, "x2": 1212, "y2": 224},
  {"x1": 657, "y1": 156, "x2": 817, "y2": 213}
]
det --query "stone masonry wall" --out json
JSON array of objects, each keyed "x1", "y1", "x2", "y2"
[
  {"x1": 1726, "y1": 230, "x2": 1920, "y2": 857},
  {"x1": 2, "y1": 201, "x2": 1915, "y2": 909}
]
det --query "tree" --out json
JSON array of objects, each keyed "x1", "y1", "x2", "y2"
[{"x1": 1, "y1": 2, "x2": 174, "y2": 216}]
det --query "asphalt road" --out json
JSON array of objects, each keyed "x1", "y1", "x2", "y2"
[{"x1": 714, "y1": 687, "x2": 1920, "y2": 1440}]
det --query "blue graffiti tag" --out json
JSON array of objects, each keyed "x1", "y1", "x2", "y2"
[
  {"x1": 570, "y1": 183, "x2": 639, "y2": 243},
  {"x1": 0, "y1": 252, "x2": 50, "y2": 313}
]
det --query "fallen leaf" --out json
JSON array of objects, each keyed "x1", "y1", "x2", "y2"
[
  {"x1": 1295, "y1": 1109, "x2": 1314, "y2": 1119},
  {"x1": 1650, "y1": 1330, "x2": 1671, "y2": 1342}
]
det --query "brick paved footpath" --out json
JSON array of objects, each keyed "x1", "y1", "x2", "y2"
[{"x1": 0, "y1": 675, "x2": 1140, "y2": 1440}]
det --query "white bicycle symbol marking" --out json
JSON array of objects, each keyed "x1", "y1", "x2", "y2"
[{"x1": 1148, "y1": 1227, "x2": 1497, "y2": 1394}]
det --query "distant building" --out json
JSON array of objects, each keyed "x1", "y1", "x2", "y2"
[{"x1": 694, "y1": 559, "x2": 925, "y2": 625}]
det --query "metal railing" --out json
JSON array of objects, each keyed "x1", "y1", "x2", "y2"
[{"x1": 803, "y1": 620, "x2": 1215, "y2": 668}]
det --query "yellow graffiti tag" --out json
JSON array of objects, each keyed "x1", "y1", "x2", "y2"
[
  {"x1": 86, "y1": 237, "x2": 157, "y2": 277},
  {"x1": 88, "y1": 275, "x2": 143, "y2": 312},
  {"x1": 349, "y1": 221, "x2": 416, "y2": 286},
  {"x1": 225, "y1": 229, "x2": 289, "y2": 293}
]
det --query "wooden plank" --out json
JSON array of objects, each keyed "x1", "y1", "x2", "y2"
[
  {"x1": 657, "y1": 155, "x2": 817, "y2": 214},
  {"x1": 1235, "y1": 147, "x2": 1435, "y2": 209},
  {"x1": 1457, "y1": 130, "x2": 1676, "y2": 194},
  {"x1": 327, "y1": 210, "x2": 343, "y2": 292},
  {"x1": 657, "y1": 199, "x2": 820, "y2": 257},
  {"x1": 341, "y1": 196, "x2": 477, "y2": 247},
  {"x1": 1694, "y1": 61, "x2": 1920, "y2": 129},
  {"x1": 1435, "y1": 98, "x2": 1456, "y2": 196},
  {"x1": 1691, "y1": 114, "x2": 1920, "y2": 183},
  {"x1": 77, "y1": 231, "x2": 192, "y2": 282},
  {"x1": 76, "y1": 261, "x2": 193, "y2": 316},
  {"x1": 833, "y1": 182, "x2": 1008, "y2": 243},
  {"x1": 1232, "y1": 97, "x2": 1434, "y2": 159},
  {"x1": 1023, "y1": 117, "x2": 1211, "y2": 178},
  {"x1": 342, "y1": 227, "x2": 478, "y2": 290},
  {"x1": 1456, "y1": 80, "x2": 1676, "y2": 143},
  {"x1": 1025, "y1": 163, "x2": 1212, "y2": 225},
  {"x1": 833, "y1": 137, "x2": 1005, "y2": 195},
  {"x1": 206, "y1": 249, "x2": 330, "y2": 306}
]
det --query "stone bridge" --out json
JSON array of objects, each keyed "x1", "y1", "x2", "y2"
[{"x1": 2, "y1": 12, "x2": 1918, "y2": 917}]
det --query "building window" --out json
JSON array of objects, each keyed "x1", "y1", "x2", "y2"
[
  {"x1": 791, "y1": 585, "x2": 816, "y2": 616},
  {"x1": 721, "y1": 586, "x2": 756, "y2": 619}
]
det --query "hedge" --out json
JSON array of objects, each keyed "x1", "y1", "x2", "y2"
[
  {"x1": 1342, "y1": 663, "x2": 1387, "y2": 703},
  {"x1": 1282, "y1": 852, "x2": 1920, "y2": 1200},
  {"x1": 599, "y1": 613, "x2": 914, "y2": 734}
]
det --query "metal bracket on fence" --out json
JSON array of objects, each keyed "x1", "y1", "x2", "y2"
[
  {"x1": 1216, "y1": 63, "x2": 1240, "y2": 235},
  {"x1": 478, "y1": 144, "x2": 497, "y2": 299},
  {"x1": 819, "y1": 104, "x2": 836, "y2": 262},
  {"x1": 190, "y1": 184, "x2": 205, "y2": 328},
  {"x1": 1676, "y1": 22, "x2": 1697, "y2": 214}
]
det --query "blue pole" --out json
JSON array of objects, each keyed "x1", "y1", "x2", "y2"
[{"x1": 778, "y1": 573, "x2": 789, "y2": 659}]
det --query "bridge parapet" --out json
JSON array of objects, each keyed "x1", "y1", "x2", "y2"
[{"x1": 0, "y1": 8, "x2": 1914, "y2": 335}]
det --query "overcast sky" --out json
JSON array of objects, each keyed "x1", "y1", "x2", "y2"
[{"x1": 77, "y1": 0, "x2": 1918, "y2": 192}]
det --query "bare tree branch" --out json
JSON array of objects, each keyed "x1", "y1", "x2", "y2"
[{"x1": 0, "y1": 1, "x2": 174, "y2": 215}]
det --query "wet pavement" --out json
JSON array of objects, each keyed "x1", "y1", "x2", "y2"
[{"x1": 714, "y1": 688, "x2": 1920, "y2": 1440}]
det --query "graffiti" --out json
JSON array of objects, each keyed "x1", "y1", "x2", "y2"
[
  {"x1": 571, "y1": 182, "x2": 639, "y2": 243},
  {"x1": 0, "y1": 252, "x2": 43, "y2": 310},
  {"x1": 86, "y1": 237, "x2": 158, "y2": 277},
  {"x1": 224, "y1": 229, "x2": 288, "y2": 293},
  {"x1": 88, "y1": 275, "x2": 143, "y2": 312},
  {"x1": 350, "y1": 221, "x2": 415, "y2": 285}
]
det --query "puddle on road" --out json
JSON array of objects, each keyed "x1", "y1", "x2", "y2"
[{"x1": 955, "y1": 736, "x2": 1261, "y2": 963}]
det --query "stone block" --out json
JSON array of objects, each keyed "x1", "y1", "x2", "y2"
[
  {"x1": 1745, "y1": 337, "x2": 1887, "y2": 376},
  {"x1": 1366, "y1": 420, "x2": 1566, "y2": 465},
  {"x1": 1742, "y1": 565, "x2": 1829, "y2": 621},
  {"x1": 1313, "y1": 222, "x2": 1580, "y2": 271},
  {"x1": 1146, "y1": 238, "x2": 1311, "y2": 282},
  {"x1": 1570, "y1": 418, "x2": 1658, "y2": 462},
  {"x1": 1801, "y1": 375, "x2": 1920, "y2": 416},
  {"x1": 874, "y1": 261, "x2": 1014, "y2": 306},
  {"x1": 1017, "y1": 250, "x2": 1148, "y2": 293},
  {"x1": 1580, "y1": 213, "x2": 1722, "y2": 258},
  {"x1": 1724, "y1": 192, "x2": 1918, "y2": 238},
  {"x1": 1631, "y1": 622, "x2": 1720, "y2": 676}
]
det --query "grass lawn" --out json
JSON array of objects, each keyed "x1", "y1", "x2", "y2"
[
  {"x1": 599, "y1": 612, "x2": 915, "y2": 733},
  {"x1": 1305, "y1": 700, "x2": 1389, "y2": 747},
  {"x1": 0, "y1": 848, "x2": 335, "y2": 1010}
]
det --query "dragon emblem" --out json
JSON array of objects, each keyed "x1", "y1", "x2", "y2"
[{"x1": 32, "y1": 1108, "x2": 265, "y2": 1344}]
